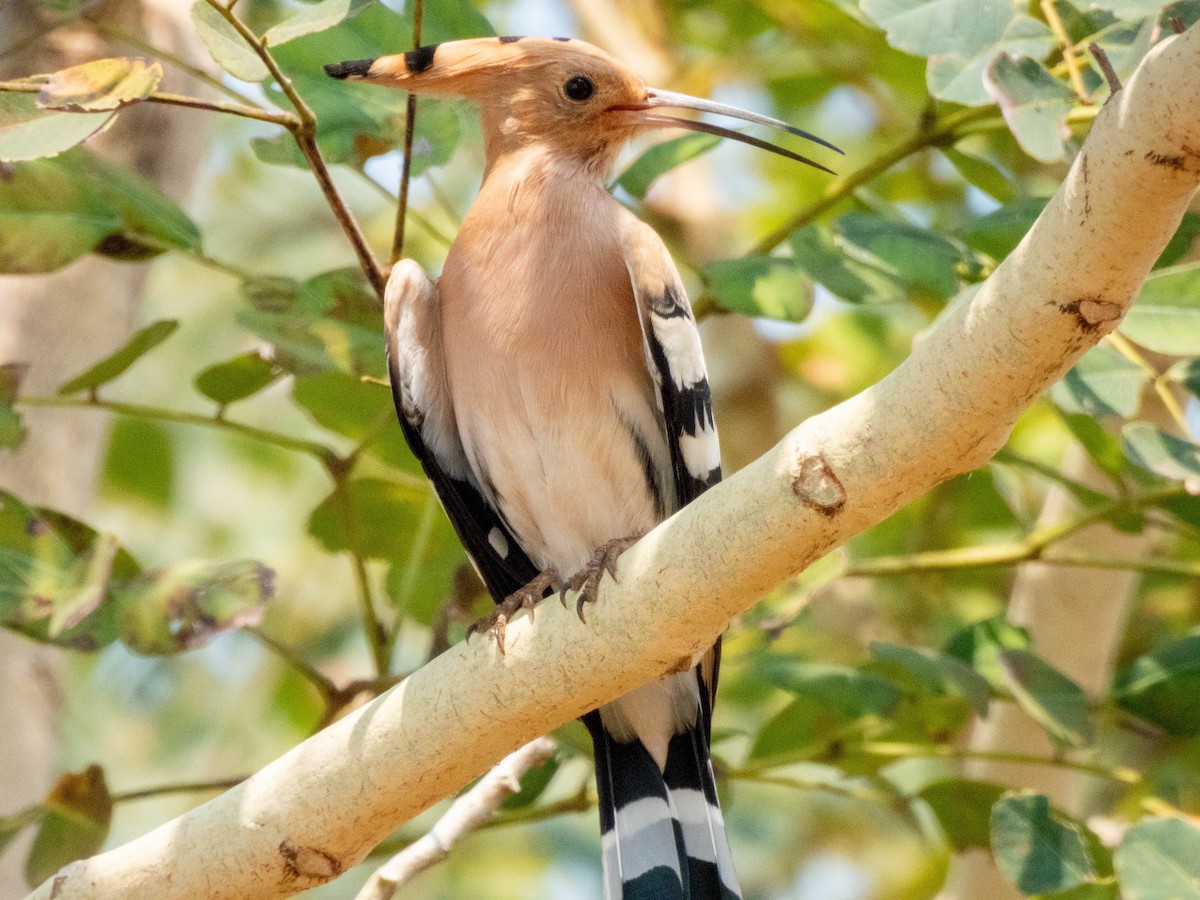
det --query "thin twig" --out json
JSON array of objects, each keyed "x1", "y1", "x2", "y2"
[
  {"x1": 843, "y1": 487, "x2": 1188, "y2": 578},
  {"x1": 392, "y1": 0, "x2": 425, "y2": 264},
  {"x1": 355, "y1": 738, "x2": 557, "y2": 900},
  {"x1": 1043, "y1": 0, "x2": 1089, "y2": 100},
  {"x1": 111, "y1": 777, "x2": 247, "y2": 804},
  {"x1": 202, "y1": 0, "x2": 387, "y2": 298},
  {"x1": 248, "y1": 627, "x2": 335, "y2": 701},
  {"x1": 1105, "y1": 331, "x2": 1197, "y2": 440},
  {"x1": 1089, "y1": 42, "x2": 1123, "y2": 95},
  {"x1": 20, "y1": 395, "x2": 339, "y2": 466},
  {"x1": 0, "y1": 79, "x2": 295, "y2": 127}
]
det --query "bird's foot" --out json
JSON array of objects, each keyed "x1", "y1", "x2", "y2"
[
  {"x1": 560, "y1": 535, "x2": 641, "y2": 623},
  {"x1": 466, "y1": 568, "x2": 559, "y2": 654}
]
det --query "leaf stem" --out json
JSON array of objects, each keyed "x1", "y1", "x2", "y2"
[
  {"x1": 844, "y1": 487, "x2": 1188, "y2": 578},
  {"x1": 1042, "y1": 0, "x2": 1089, "y2": 101},
  {"x1": 248, "y1": 626, "x2": 335, "y2": 701},
  {"x1": 0, "y1": 79, "x2": 295, "y2": 127},
  {"x1": 1105, "y1": 331, "x2": 1198, "y2": 440},
  {"x1": 111, "y1": 777, "x2": 247, "y2": 804},
  {"x1": 20, "y1": 394, "x2": 338, "y2": 467}
]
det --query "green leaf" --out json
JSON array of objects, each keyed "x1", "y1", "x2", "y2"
[
  {"x1": 0, "y1": 150, "x2": 200, "y2": 274},
  {"x1": 1059, "y1": 412, "x2": 1131, "y2": 483},
  {"x1": 927, "y1": 15, "x2": 1055, "y2": 107},
  {"x1": 0, "y1": 92, "x2": 115, "y2": 162},
  {"x1": 293, "y1": 369, "x2": 391, "y2": 440},
  {"x1": 1122, "y1": 263, "x2": 1200, "y2": 355},
  {"x1": 940, "y1": 147, "x2": 1014, "y2": 203},
  {"x1": 1051, "y1": 342, "x2": 1148, "y2": 418},
  {"x1": 615, "y1": 133, "x2": 722, "y2": 200},
  {"x1": 999, "y1": 649, "x2": 1095, "y2": 748},
  {"x1": 1090, "y1": 0, "x2": 1171, "y2": 15},
  {"x1": 745, "y1": 659, "x2": 902, "y2": 763},
  {"x1": 384, "y1": 506, "x2": 466, "y2": 627},
  {"x1": 962, "y1": 197, "x2": 1049, "y2": 263},
  {"x1": 38, "y1": 57, "x2": 162, "y2": 111},
  {"x1": 102, "y1": 417, "x2": 175, "y2": 508},
  {"x1": 194, "y1": 351, "x2": 281, "y2": 406},
  {"x1": 309, "y1": 478, "x2": 431, "y2": 560},
  {"x1": 263, "y1": 0, "x2": 377, "y2": 46},
  {"x1": 860, "y1": 0, "x2": 1015, "y2": 57},
  {"x1": 0, "y1": 492, "x2": 134, "y2": 650},
  {"x1": 1167, "y1": 358, "x2": 1200, "y2": 399},
  {"x1": 1122, "y1": 422, "x2": 1200, "y2": 482},
  {"x1": 0, "y1": 362, "x2": 27, "y2": 451},
  {"x1": 501, "y1": 755, "x2": 560, "y2": 811},
  {"x1": 237, "y1": 269, "x2": 383, "y2": 377},
  {"x1": 791, "y1": 213, "x2": 968, "y2": 305},
  {"x1": 1113, "y1": 634, "x2": 1200, "y2": 736},
  {"x1": 984, "y1": 54, "x2": 1077, "y2": 163},
  {"x1": 869, "y1": 642, "x2": 991, "y2": 716},
  {"x1": 191, "y1": 0, "x2": 270, "y2": 82},
  {"x1": 25, "y1": 766, "x2": 111, "y2": 888},
  {"x1": 991, "y1": 792, "x2": 1097, "y2": 895},
  {"x1": 944, "y1": 614, "x2": 1032, "y2": 688},
  {"x1": 114, "y1": 559, "x2": 273, "y2": 655},
  {"x1": 0, "y1": 805, "x2": 44, "y2": 857},
  {"x1": 1156, "y1": 213, "x2": 1200, "y2": 270},
  {"x1": 1115, "y1": 818, "x2": 1200, "y2": 900},
  {"x1": 58, "y1": 320, "x2": 178, "y2": 395},
  {"x1": 918, "y1": 778, "x2": 1005, "y2": 850},
  {"x1": 704, "y1": 256, "x2": 812, "y2": 321}
]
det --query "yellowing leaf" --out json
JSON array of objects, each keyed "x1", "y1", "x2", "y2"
[{"x1": 38, "y1": 58, "x2": 162, "y2": 112}]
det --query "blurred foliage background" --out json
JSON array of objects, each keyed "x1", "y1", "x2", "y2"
[{"x1": 3, "y1": 0, "x2": 1200, "y2": 898}]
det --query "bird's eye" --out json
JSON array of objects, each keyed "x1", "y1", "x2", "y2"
[{"x1": 564, "y1": 75, "x2": 595, "y2": 102}]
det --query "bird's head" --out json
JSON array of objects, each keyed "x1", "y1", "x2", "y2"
[{"x1": 325, "y1": 36, "x2": 840, "y2": 174}]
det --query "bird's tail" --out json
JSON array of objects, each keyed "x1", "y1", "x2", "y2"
[{"x1": 586, "y1": 712, "x2": 741, "y2": 900}]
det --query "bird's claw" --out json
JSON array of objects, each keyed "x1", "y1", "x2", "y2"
[
  {"x1": 560, "y1": 535, "x2": 641, "y2": 623},
  {"x1": 467, "y1": 568, "x2": 558, "y2": 654}
]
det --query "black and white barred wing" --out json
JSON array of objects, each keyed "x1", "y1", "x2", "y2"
[
  {"x1": 384, "y1": 260, "x2": 539, "y2": 601},
  {"x1": 621, "y1": 221, "x2": 722, "y2": 509}
]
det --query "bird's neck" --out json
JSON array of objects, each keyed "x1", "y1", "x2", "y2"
[{"x1": 476, "y1": 144, "x2": 615, "y2": 222}]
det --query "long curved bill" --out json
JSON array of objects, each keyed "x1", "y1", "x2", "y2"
[{"x1": 613, "y1": 86, "x2": 843, "y2": 174}]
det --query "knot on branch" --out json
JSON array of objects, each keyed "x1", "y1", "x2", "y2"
[
  {"x1": 1060, "y1": 297, "x2": 1124, "y2": 333},
  {"x1": 279, "y1": 839, "x2": 342, "y2": 884},
  {"x1": 790, "y1": 451, "x2": 846, "y2": 517}
]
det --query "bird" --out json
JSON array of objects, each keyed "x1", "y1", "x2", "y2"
[{"x1": 325, "y1": 36, "x2": 839, "y2": 900}]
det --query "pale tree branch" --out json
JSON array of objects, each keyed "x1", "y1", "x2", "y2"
[
  {"x1": 354, "y1": 738, "x2": 556, "y2": 900},
  {"x1": 25, "y1": 23, "x2": 1200, "y2": 900}
]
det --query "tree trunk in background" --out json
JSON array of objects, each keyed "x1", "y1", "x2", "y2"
[
  {"x1": 0, "y1": 2, "x2": 206, "y2": 893},
  {"x1": 944, "y1": 445, "x2": 1150, "y2": 900}
]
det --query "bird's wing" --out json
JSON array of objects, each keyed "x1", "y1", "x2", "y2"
[
  {"x1": 621, "y1": 222, "x2": 723, "y2": 720},
  {"x1": 385, "y1": 260, "x2": 539, "y2": 601},
  {"x1": 621, "y1": 221, "x2": 722, "y2": 510}
]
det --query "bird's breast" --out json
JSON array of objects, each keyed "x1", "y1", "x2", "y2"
[{"x1": 437, "y1": 181, "x2": 669, "y2": 575}]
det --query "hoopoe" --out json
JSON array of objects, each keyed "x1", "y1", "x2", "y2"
[{"x1": 326, "y1": 36, "x2": 838, "y2": 900}]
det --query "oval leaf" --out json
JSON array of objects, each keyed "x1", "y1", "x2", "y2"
[
  {"x1": 861, "y1": 0, "x2": 1014, "y2": 57},
  {"x1": 263, "y1": 0, "x2": 376, "y2": 46},
  {"x1": 1122, "y1": 263, "x2": 1200, "y2": 355},
  {"x1": 25, "y1": 766, "x2": 111, "y2": 888},
  {"x1": 58, "y1": 320, "x2": 178, "y2": 395},
  {"x1": 0, "y1": 92, "x2": 115, "y2": 162},
  {"x1": 309, "y1": 478, "x2": 430, "y2": 560},
  {"x1": 615, "y1": 132, "x2": 722, "y2": 200},
  {"x1": 1122, "y1": 422, "x2": 1200, "y2": 482},
  {"x1": 1051, "y1": 342, "x2": 1148, "y2": 418},
  {"x1": 38, "y1": 58, "x2": 162, "y2": 112},
  {"x1": 919, "y1": 778, "x2": 1005, "y2": 851},
  {"x1": 191, "y1": 0, "x2": 270, "y2": 82},
  {"x1": 999, "y1": 649, "x2": 1095, "y2": 748},
  {"x1": 705, "y1": 256, "x2": 812, "y2": 321},
  {"x1": 114, "y1": 558, "x2": 273, "y2": 655},
  {"x1": 1115, "y1": 818, "x2": 1200, "y2": 900},
  {"x1": 194, "y1": 351, "x2": 281, "y2": 406},
  {"x1": 991, "y1": 791, "x2": 1097, "y2": 895},
  {"x1": 1112, "y1": 634, "x2": 1200, "y2": 736},
  {"x1": 984, "y1": 54, "x2": 1076, "y2": 163}
]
